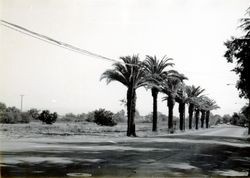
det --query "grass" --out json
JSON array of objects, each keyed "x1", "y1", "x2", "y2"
[{"x1": 0, "y1": 121, "x2": 170, "y2": 138}]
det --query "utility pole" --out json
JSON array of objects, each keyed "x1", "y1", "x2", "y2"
[{"x1": 20, "y1": 94, "x2": 24, "y2": 111}]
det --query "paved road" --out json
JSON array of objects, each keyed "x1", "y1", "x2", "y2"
[
  {"x1": 1, "y1": 126, "x2": 250, "y2": 177},
  {"x1": 190, "y1": 125, "x2": 248, "y2": 138}
]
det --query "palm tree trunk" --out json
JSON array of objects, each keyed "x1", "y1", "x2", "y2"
[
  {"x1": 188, "y1": 104, "x2": 194, "y2": 129},
  {"x1": 167, "y1": 95, "x2": 175, "y2": 133},
  {"x1": 205, "y1": 110, "x2": 210, "y2": 128},
  {"x1": 179, "y1": 101, "x2": 185, "y2": 131},
  {"x1": 152, "y1": 87, "x2": 158, "y2": 132},
  {"x1": 195, "y1": 109, "x2": 200, "y2": 130},
  {"x1": 126, "y1": 87, "x2": 137, "y2": 137},
  {"x1": 201, "y1": 110, "x2": 205, "y2": 128},
  {"x1": 126, "y1": 88, "x2": 132, "y2": 136},
  {"x1": 130, "y1": 89, "x2": 137, "y2": 137}
]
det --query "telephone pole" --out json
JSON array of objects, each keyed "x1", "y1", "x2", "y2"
[{"x1": 20, "y1": 94, "x2": 24, "y2": 111}]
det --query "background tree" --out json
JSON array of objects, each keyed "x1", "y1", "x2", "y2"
[
  {"x1": 224, "y1": 7, "x2": 250, "y2": 134},
  {"x1": 101, "y1": 55, "x2": 147, "y2": 136},
  {"x1": 143, "y1": 55, "x2": 175, "y2": 132}
]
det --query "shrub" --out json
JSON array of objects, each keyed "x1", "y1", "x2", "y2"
[
  {"x1": 0, "y1": 103, "x2": 32, "y2": 124},
  {"x1": 38, "y1": 110, "x2": 57, "y2": 124},
  {"x1": 86, "y1": 111, "x2": 95, "y2": 122},
  {"x1": 27, "y1": 108, "x2": 40, "y2": 120},
  {"x1": 94, "y1": 108, "x2": 116, "y2": 126},
  {"x1": 0, "y1": 111, "x2": 17, "y2": 123},
  {"x1": 0, "y1": 106, "x2": 30, "y2": 124}
]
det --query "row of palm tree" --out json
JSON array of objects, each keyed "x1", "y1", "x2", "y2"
[{"x1": 101, "y1": 55, "x2": 219, "y2": 137}]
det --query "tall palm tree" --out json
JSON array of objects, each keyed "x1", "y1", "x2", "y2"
[
  {"x1": 175, "y1": 84, "x2": 188, "y2": 131},
  {"x1": 192, "y1": 96, "x2": 205, "y2": 130},
  {"x1": 101, "y1": 55, "x2": 146, "y2": 137},
  {"x1": 161, "y1": 74, "x2": 187, "y2": 133},
  {"x1": 143, "y1": 55, "x2": 175, "y2": 132},
  {"x1": 193, "y1": 96, "x2": 219, "y2": 129},
  {"x1": 186, "y1": 85, "x2": 205, "y2": 129},
  {"x1": 200, "y1": 110, "x2": 206, "y2": 128},
  {"x1": 201, "y1": 97, "x2": 220, "y2": 128},
  {"x1": 195, "y1": 108, "x2": 200, "y2": 130}
]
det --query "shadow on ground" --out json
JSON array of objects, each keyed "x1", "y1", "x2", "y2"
[{"x1": 1, "y1": 135, "x2": 250, "y2": 177}]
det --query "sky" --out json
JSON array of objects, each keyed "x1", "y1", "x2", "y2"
[{"x1": 0, "y1": 0, "x2": 249, "y2": 117}]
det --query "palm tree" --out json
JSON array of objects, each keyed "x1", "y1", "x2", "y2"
[
  {"x1": 192, "y1": 96, "x2": 205, "y2": 130},
  {"x1": 161, "y1": 74, "x2": 187, "y2": 133},
  {"x1": 101, "y1": 55, "x2": 146, "y2": 137},
  {"x1": 200, "y1": 110, "x2": 206, "y2": 128},
  {"x1": 193, "y1": 96, "x2": 219, "y2": 129},
  {"x1": 175, "y1": 84, "x2": 188, "y2": 131},
  {"x1": 201, "y1": 97, "x2": 220, "y2": 128},
  {"x1": 186, "y1": 85, "x2": 205, "y2": 129},
  {"x1": 143, "y1": 55, "x2": 175, "y2": 131},
  {"x1": 195, "y1": 107, "x2": 200, "y2": 130}
]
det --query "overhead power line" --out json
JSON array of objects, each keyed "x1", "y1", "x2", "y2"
[{"x1": 1, "y1": 19, "x2": 138, "y2": 65}]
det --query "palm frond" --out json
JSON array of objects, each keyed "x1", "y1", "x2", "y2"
[
  {"x1": 100, "y1": 69, "x2": 128, "y2": 86},
  {"x1": 101, "y1": 55, "x2": 147, "y2": 89}
]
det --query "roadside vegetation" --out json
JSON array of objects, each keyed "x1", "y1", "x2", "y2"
[{"x1": 0, "y1": 100, "x2": 247, "y2": 138}]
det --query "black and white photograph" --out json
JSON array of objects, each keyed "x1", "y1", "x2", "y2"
[{"x1": 0, "y1": 0, "x2": 250, "y2": 177}]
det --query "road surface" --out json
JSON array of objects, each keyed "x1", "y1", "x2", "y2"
[{"x1": 1, "y1": 125, "x2": 250, "y2": 177}]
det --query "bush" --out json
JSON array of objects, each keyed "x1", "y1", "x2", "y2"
[
  {"x1": 0, "y1": 111, "x2": 30, "y2": 124},
  {"x1": 38, "y1": 110, "x2": 57, "y2": 124},
  {"x1": 0, "y1": 106, "x2": 31, "y2": 124},
  {"x1": 86, "y1": 111, "x2": 95, "y2": 122},
  {"x1": 94, "y1": 108, "x2": 116, "y2": 126},
  {"x1": 0, "y1": 111, "x2": 17, "y2": 123},
  {"x1": 27, "y1": 108, "x2": 40, "y2": 120}
]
